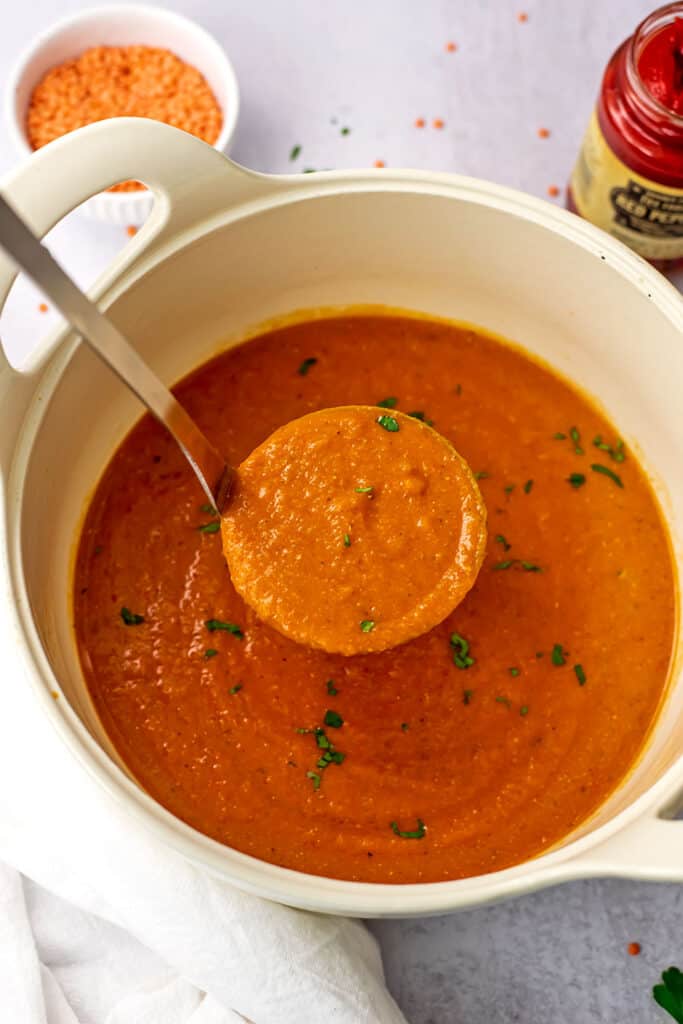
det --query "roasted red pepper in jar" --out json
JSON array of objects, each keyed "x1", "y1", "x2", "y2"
[{"x1": 568, "y1": 3, "x2": 683, "y2": 269}]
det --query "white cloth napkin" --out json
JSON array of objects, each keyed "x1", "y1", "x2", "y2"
[{"x1": 0, "y1": 641, "x2": 407, "y2": 1024}]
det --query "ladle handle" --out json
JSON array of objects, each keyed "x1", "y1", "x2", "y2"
[{"x1": 0, "y1": 193, "x2": 231, "y2": 511}]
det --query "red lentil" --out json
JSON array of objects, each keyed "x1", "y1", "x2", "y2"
[
  {"x1": 433, "y1": 118, "x2": 445, "y2": 129},
  {"x1": 547, "y1": 184, "x2": 560, "y2": 197},
  {"x1": 415, "y1": 117, "x2": 426, "y2": 128},
  {"x1": 126, "y1": 225, "x2": 138, "y2": 237},
  {"x1": 26, "y1": 46, "x2": 223, "y2": 193},
  {"x1": 538, "y1": 127, "x2": 551, "y2": 139},
  {"x1": 628, "y1": 942, "x2": 642, "y2": 956},
  {"x1": 38, "y1": 302, "x2": 48, "y2": 313},
  {"x1": 374, "y1": 159, "x2": 385, "y2": 168},
  {"x1": 445, "y1": 42, "x2": 457, "y2": 53},
  {"x1": 518, "y1": 12, "x2": 529, "y2": 22}
]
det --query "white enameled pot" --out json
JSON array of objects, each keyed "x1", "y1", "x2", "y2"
[{"x1": 1, "y1": 119, "x2": 683, "y2": 918}]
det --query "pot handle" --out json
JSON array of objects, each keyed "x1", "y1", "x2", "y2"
[
  {"x1": 574, "y1": 811, "x2": 683, "y2": 882},
  {"x1": 0, "y1": 117, "x2": 273, "y2": 373}
]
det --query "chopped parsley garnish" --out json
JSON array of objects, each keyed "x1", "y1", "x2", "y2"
[
  {"x1": 520, "y1": 705, "x2": 529, "y2": 717},
  {"x1": 341, "y1": 126, "x2": 351, "y2": 135},
  {"x1": 401, "y1": 722, "x2": 409, "y2": 731},
  {"x1": 300, "y1": 725, "x2": 347, "y2": 786},
  {"x1": 653, "y1": 966, "x2": 683, "y2": 1023},
  {"x1": 567, "y1": 472, "x2": 586, "y2": 489},
  {"x1": 493, "y1": 560, "x2": 514, "y2": 570},
  {"x1": 229, "y1": 684, "x2": 242, "y2": 695},
  {"x1": 553, "y1": 432, "x2": 567, "y2": 440},
  {"x1": 377, "y1": 396, "x2": 398, "y2": 408},
  {"x1": 551, "y1": 643, "x2": 567, "y2": 666},
  {"x1": 569, "y1": 426, "x2": 584, "y2": 455},
  {"x1": 289, "y1": 144, "x2": 301, "y2": 161},
  {"x1": 205, "y1": 619, "x2": 244, "y2": 638},
  {"x1": 495, "y1": 534, "x2": 511, "y2": 551},
  {"x1": 492, "y1": 558, "x2": 541, "y2": 572},
  {"x1": 377, "y1": 414, "x2": 400, "y2": 432},
  {"x1": 408, "y1": 410, "x2": 434, "y2": 426},
  {"x1": 450, "y1": 632, "x2": 474, "y2": 669},
  {"x1": 343, "y1": 533, "x2": 351, "y2": 547},
  {"x1": 198, "y1": 521, "x2": 220, "y2": 534},
  {"x1": 509, "y1": 667, "x2": 520, "y2": 677},
  {"x1": 120, "y1": 606, "x2": 144, "y2": 626},
  {"x1": 463, "y1": 688, "x2": 474, "y2": 705},
  {"x1": 591, "y1": 463, "x2": 624, "y2": 488},
  {"x1": 390, "y1": 819, "x2": 426, "y2": 840},
  {"x1": 204, "y1": 648, "x2": 218, "y2": 659},
  {"x1": 200, "y1": 503, "x2": 218, "y2": 516},
  {"x1": 574, "y1": 664, "x2": 587, "y2": 686},
  {"x1": 495, "y1": 696, "x2": 512, "y2": 707},
  {"x1": 360, "y1": 619, "x2": 375, "y2": 632},
  {"x1": 521, "y1": 561, "x2": 541, "y2": 572},
  {"x1": 504, "y1": 484, "x2": 515, "y2": 494},
  {"x1": 593, "y1": 435, "x2": 625, "y2": 463},
  {"x1": 326, "y1": 679, "x2": 338, "y2": 696},
  {"x1": 297, "y1": 356, "x2": 317, "y2": 376},
  {"x1": 523, "y1": 479, "x2": 534, "y2": 494},
  {"x1": 474, "y1": 471, "x2": 489, "y2": 480},
  {"x1": 355, "y1": 485, "x2": 374, "y2": 494},
  {"x1": 306, "y1": 770, "x2": 321, "y2": 790},
  {"x1": 324, "y1": 709, "x2": 344, "y2": 728}
]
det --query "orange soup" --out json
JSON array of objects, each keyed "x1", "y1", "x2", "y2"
[{"x1": 74, "y1": 314, "x2": 676, "y2": 883}]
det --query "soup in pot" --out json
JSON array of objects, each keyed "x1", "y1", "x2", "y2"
[{"x1": 73, "y1": 313, "x2": 676, "y2": 883}]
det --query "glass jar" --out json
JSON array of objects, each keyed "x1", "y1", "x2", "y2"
[{"x1": 568, "y1": 3, "x2": 683, "y2": 270}]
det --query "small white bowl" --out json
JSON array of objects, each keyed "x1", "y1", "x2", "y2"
[{"x1": 4, "y1": 3, "x2": 240, "y2": 225}]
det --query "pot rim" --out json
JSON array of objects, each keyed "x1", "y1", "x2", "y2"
[{"x1": 4, "y1": 162, "x2": 683, "y2": 915}]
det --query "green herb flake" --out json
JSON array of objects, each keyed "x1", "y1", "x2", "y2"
[
  {"x1": 475, "y1": 471, "x2": 489, "y2": 480},
  {"x1": 551, "y1": 643, "x2": 567, "y2": 666},
  {"x1": 324, "y1": 709, "x2": 344, "y2": 729},
  {"x1": 653, "y1": 966, "x2": 683, "y2": 1023},
  {"x1": 360, "y1": 619, "x2": 375, "y2": 633},
  {"x1": 591, "y1": 463, "x2": 624, "y2": 488},
  {"x1": 553, "y1": 432, "x2": 567, "y2": 440},
  {"x1": 306, "y1": 770, "x2": 321, "y2": 790},
  {"x1": 450, "y1": 632, "x2": 475, "y2": 669},
  {"x1": 401, "y1": 722, "x2": 409, "y2": 731},
  {"x1": 569, "y1": 426, "x2": 584, "y2": 455},
  {"x1": 390, "y1": 819, "x2": 426, "y2": 840},
  {"x1": 504, "y1": 484, "x2": 515, "y2": 494},
  {"x1": 297, "y1": 356, "x2": 317, "y2": 376},
  {"x1": 520, "y1": 705, "x2": 530, "y2": 717},
  {"x1": 341, "y1": 126, "x2": 351, "y2": 135},
  {"x1": 463, "y1": 688, "x2": 474, "y2": 705},
  {"x1": 343, "y1": 533, "x2": 351, "y2": 547},
  {"x1": 198, "y1": 521, "x2": 220, "y2": 534},
  {"x1": 204, "y1": 648, "x2": 218, "y2": 659},
  {"x1": 495, "y1": 534, "x2": 511, "y2": 551},
  {"x1": 205, "y1": 619, "x2": 244, "y2": 638},
  {"x1": 377, "y1": 414, "x2": 400, "y2": 432},
  {"x1": 377, "y1": 396, "x2": 398, "y2": 408},
  {"x1": 567, "y1": 472, "x2": 586, "y2": 489},
  {"x1": 523, "y1": 479, "x2": 534, "y2": 494},
  {"x1": 509, "y1": 667, "x2": 520, "y2": 678},
  {"x1": 574, "y1": 664, "x2": 587, "y2": 686},
  {"x1": 229, "y1": 684, "x2": 242, "y2": 695},
  {"x1": 289, "y1": 144, "x2": 301, "y2": 161},
  {"x1": 355, "y1": 485, "x2": 374, "y2": 494},
  {"x1": 593, "y1": 435, "x2": 626, "y2": 463},
  {"x1": 326, "y1": 679, "x2": 338, "y2": 696},
  {"x1": 495, "y1": 695, "x2": 512, "y2": 707},
  {"x1": 408, "y1": 410, "x2": 434, "y2": 426},
  {"x1": 120, "y1": 606, "x2": 144, "y2": 626},
  {"x1": 521, "y1": 561, "x2": 542, "y2": 573},
  {"x1": 492, "y1": 559, "x2": 514, "y2": 570},
  {"x1": 200, "y1": 503, "x2": 218, "y2": 516}
]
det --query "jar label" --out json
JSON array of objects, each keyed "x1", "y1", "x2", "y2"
[{"x1": 571, "y1": 110, "x2": 683, "y2": 260}]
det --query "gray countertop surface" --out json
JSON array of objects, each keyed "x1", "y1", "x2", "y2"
[{"x1": 1, "y1": 2, "x2": 681, "y2": 1021}]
